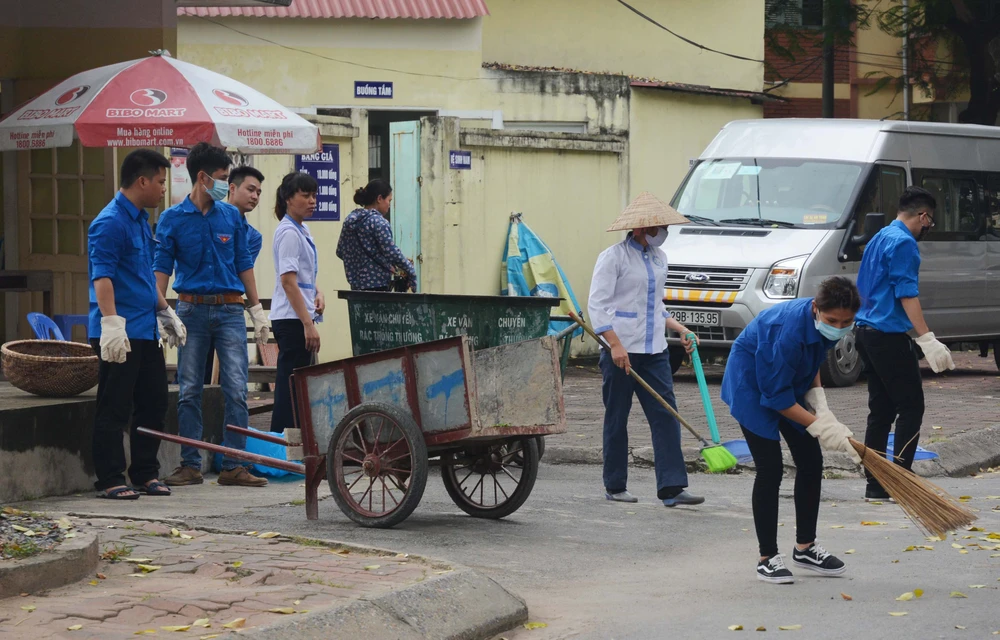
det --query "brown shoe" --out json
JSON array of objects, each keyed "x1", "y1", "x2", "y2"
[
  {"x1": 163, "y1": 466, "x2": 204, "y2": 486},
  {"x1": 218, "y1": 466, "x2": 269, "y2": 487}
]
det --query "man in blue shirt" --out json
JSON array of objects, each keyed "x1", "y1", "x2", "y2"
[
  {"x1": 156, "y1": 143, "x2": 270, "y2": 488},
  {"x1": 88, "y1": 149, "x2": 186, "y2": 500},
  {"x1": 856, "y1": 186, "x2": 955, "y2": 501},
  {"x1": 198, "y1": 166, "x2": 267, "y2": 386}
]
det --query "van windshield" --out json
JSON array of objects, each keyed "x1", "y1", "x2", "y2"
[{"x1": 672, "y1": 158, "x2": 864, "y2": 228}]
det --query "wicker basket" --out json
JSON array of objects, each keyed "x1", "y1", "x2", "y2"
[{"x1": 1, "y1": 340, "x2": 99, "y2": 397}]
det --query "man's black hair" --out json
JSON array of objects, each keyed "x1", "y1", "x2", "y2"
[
  {"x1": 120, "y1": 149, "x2": 170, "y2": 189},
  {"x1": 898, "y1": 186, "x2": 936, "y2": 216},
  {"x1": 186, "y1": 142, "x2": 232, "y2": 182},
  {"x1": 229, "y1": 165, "x2": 265, "y2": 186}
]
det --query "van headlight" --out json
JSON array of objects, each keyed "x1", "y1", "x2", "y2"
[{"x1": 763, "y1": 256, "x2": 807, "y2": 300}]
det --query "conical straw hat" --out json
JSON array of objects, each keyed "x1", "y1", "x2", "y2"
[{"x1": 607, "y1": 191, "x2": 689, "y2": 232}]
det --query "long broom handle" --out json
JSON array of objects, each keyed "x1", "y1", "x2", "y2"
[
  {"x1": 687, "y1": 335, "x2": 722, "y2": 446},
  {"x1": 567, "y1": 311, "x2": 711, "y2": 449}
]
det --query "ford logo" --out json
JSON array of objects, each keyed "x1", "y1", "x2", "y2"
[{"x1": 685, "y1": 273, "x2": 711, "y2": 283}]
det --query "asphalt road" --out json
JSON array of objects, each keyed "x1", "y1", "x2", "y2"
[{"x1": 179, "y1": 465, "x2": 1000, "y2": 640}]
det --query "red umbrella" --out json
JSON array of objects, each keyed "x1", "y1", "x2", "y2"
[{"x1": 0, "y1": 51, "x2": 319, "y2": 154}]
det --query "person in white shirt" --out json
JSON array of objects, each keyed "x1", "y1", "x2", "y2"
[
  {"x1": 269, "y1": 172, "x2": 324, "y2": 433},
  {"x1": 588, "y1": 192, "x2": 704, "y2": 507}
]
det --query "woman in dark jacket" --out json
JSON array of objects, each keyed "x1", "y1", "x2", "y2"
[{"x1": 335, "y1": 179, "x2": 416, "y2": 292}]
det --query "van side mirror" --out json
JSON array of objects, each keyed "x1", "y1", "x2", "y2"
[{"x1": 851, "y1": 212, "x2": 886, "y2": 246}]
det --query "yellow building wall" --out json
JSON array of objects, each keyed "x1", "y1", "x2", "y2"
[
  {"x1": 629, "y1": 90, "x2": 762, "y2": 199},
  {"x1": 482, "y1": 0, "x2": 765, "y2": 92}
]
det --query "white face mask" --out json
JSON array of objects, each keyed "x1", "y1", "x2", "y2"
[{"x1": 646, "y1": 227, "x2": 668, "y2": 247}]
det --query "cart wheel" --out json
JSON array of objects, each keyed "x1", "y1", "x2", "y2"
[
  {"x1": 441, "y1": 437, "x2": 539, "y2": 519},
  {"x1": 327, "y1": 402, "x2": 428, "y2": 529}
]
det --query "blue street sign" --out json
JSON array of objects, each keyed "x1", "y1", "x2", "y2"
[
  {"x1": 295, "y1": 143, "x2": 340, "y2": 221},
  {"x1": 449, "y1": 150, "x2": 472, "y2": 170},
  {"x1": 354, "y1": 81, "x2": 394, "y2": 99}
]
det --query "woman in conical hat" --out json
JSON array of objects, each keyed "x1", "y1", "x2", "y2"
[{"x1": 587, "y1": 192, "x2": 704, "y2": 507}]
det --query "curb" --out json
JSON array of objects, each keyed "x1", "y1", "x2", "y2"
[
  {"x1": 0, "y1": 530, "x2": 99, "y2": 600},
  {"x1": 546, "y1": 425, "x2": 1000, "y2": 479},
  {"x1": 239, "y1": 568, "x2": 527, "y2": 640}
]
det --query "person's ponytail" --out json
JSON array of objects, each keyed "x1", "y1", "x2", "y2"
[{"x1": 353, "y1": 179, "x2": 392, "y2": 208}]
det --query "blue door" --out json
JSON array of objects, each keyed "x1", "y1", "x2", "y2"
[{"x1": 390, "y1": 121, "x2": 421, "y2": 290}]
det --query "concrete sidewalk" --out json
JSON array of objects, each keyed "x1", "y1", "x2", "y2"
[
  {"x1": 548, "y1": 350, "x2": 1000, "y2": 476},
  {"x1": 1, "y1": 481, "x2": 526, "y2": 640}
]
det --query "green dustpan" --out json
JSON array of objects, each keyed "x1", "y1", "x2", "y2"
[{"x1": 686, "y1": 334, "x2": 738, "y2": 473}]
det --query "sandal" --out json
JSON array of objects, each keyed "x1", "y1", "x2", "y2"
[
  {"x1": 136, "y1": 480, "x2": 171, "y2": 496},
  {"x1": 97, "y1": 486, "x2": 140, "y2": 500}
]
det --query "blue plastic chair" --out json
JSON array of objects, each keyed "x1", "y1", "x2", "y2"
[{"x1": 26, "y1": 312, "x2": 65, "y2": 341}]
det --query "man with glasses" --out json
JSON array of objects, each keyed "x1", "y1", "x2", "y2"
[{"x1": 855, "y1": 186, "x2": 954, "y2": 502}]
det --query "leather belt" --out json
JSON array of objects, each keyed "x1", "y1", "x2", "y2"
[{"x1": 177, "y1": 293, "x2": 245, "y2": 305}]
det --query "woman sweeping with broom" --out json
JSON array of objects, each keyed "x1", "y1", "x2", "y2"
[{"x1": 721, "y1": 276, "x2": 862, "y2": 584}]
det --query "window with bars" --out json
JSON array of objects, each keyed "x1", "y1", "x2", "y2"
[
  {"x1": 369, "y1": 133, "x2": 382, "y2": 170},
  {"x1": 27, "y1": 143, "x2": 110, "y2": 257}
]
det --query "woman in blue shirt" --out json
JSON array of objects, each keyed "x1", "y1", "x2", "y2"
[{"x1": 721, "y1": 277, "x2": 861, "y2": 585}]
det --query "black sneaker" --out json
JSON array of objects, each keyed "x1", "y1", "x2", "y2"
[
  {"x1": 792, "y1": 544, "x2": 846, "y2": 576},
  {"x1": 865, "y1": 486, "x2": 895, "y2": 503},
  {"x1": 757, "y1": 555, "x2": 794, "y2": 584}
]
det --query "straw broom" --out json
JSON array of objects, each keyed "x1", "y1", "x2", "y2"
[{"x1": 850, "y1": 438, "x2": 976, "y2": 538}]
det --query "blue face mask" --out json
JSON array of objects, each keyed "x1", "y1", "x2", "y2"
[
  {"x1": 205, "y1": 176, "x2": 229, "y2": 201},
  {"x1": 814, "y1": 316, "x2": 854, "y2": 341}
]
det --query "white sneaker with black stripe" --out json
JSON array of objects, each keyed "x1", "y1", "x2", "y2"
[
  {"x1": 792, "y1": 544, "x2": 846, "y2": 576},
  {"x1": 756, "y1": 554, "x2": 794, "y2": 584}
]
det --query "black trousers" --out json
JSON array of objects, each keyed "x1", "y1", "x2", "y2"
[
  {"x1": 741, "y1": 421, "x2": 823, "y2": 558},
  {"x1": 856, "y1": 326, "x2": 924, "y2": 490},
  {"x1": 90, "y1": 338, "x2": 168, "y2": 491},
  {"x1": 271, "y1": 319, "x2": 313, "y2": 433}
]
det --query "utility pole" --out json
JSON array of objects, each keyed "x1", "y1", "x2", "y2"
[
  {"x1": 821, "y1": 0, "x2": 835, "y2": 118},
  {"x1": 902, "y1": 0, "x2": 911, "y2": 120}
]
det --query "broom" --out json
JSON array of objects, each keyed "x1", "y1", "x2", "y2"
[
  {"x1": 567, "y1": 311, "x2": 738, "y2": 473},
  {"x1": 850, "y1": 439, "x2": 976, "y2": 538}
]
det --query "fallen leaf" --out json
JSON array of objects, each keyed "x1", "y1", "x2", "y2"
[
  {"x1": 257, "y1": 532, "x2": 280, "y2": 539},
  {"x1": 396, "y1": 553, "x2": 409, "y2": 558},
  {"x1": 269, "y1": 608, "x2": 296, "y2": 615},
  {"x1": 137, "y1": 564, "x2": 161, "y2": 573},
  {"x1": 524, "y1": 622, "x2": 548, "y2": 630},
  {"x1": 128, "y1": 574, "x2": 147, "y2": 578},
  {"x1": 953, "y1": 543, "x2": 965, "y2": 549},
  {"x1": 179, "y1": 533, "x2": 193, "y2": 540},
  {"x1": 64, "y1": 532, "x2": 77, "y2": 538},
  {"x1": 11, "y1": 525, "x2": 29, "y2": 532},
  {"x1": 192, "y1": 619, "x2": 211, "y2": 627},
  {"x1": 960, "y1": 550, "x2": 969, "y2": 555},
  {"x1": 20, "y1": 606, "x2": 35, "y2": 612},
  {"x1": 756, "y1": 626, "x2": 767, "y2": 631},
  {"x1": 192, "y1": 554, "x2": 203, "y2": 559},
  {"x1": 245, "y1": 531, "x2": 258, "y2": 536},
  {"x1": 969, "y1": 527, "x2": 985, "y2": 532},
  {"x1": 841, "y1": 593, "x2": 852, "y2": 601},
  {"x1": 57, "y1": 518, "x2": 74, "y2": 530},
  {"x1": 96, "y1": 573, "x2": 106, "y2": 580},
  {"x1": 861, "y1": 521, "x2": 886, "y2": 526},
  {"x1": 959, "y1": 496, "x2": 973, "y2": 500},
  {"x1": 161, "y1": 625, "x2": 192, "y2": 632},
  {"x1": 364, "y1": 565, "x2": 381, "y2": 571},
  {"x1": 232, "y1": 561, "x2": 243, "y2": 568},
  {"x1": 987, "y1": 533, "x2": 1000, "y2": 540},
  {"x1": 892, "y1": 559, "x2": 900, "y2": 563},
  {"x1": 778, "y1": 625, "x2": 802, "y2": 630},
  {"x1": 729, "y1": 625, "x2": 744, "y2": 630},
  {"x1": 626, "y1": 511, "x2": 636, "y2": 515},
  {"x1": 844, "y1": 549, "x2": 855, "y2": 554},
  {"x1": 830, "y1": 525, "x2": 845, "y2": 529},
  {"x1": 914, "y1": 589, "x2": 924, "y2": 598},
  {"x1": 956, "y1": 626, "x2": 966, "y2": 630},
  {"x1": 67, "y1": 624, "x2": 82, "y2": 631},
  {"x1": 293, "y1": 601, "x2": 301, "y2": 605},
  {"x1": 170, "y1": 528, "x2": 180, "y2": 537},
  {"x1": 869, "y1": 501, "x2": 884, "y2": 505},
  {"x1": 200, "y1": 636, "x2": 221, "y2": 640},
  {"x1": 927, "y1": 536, "x2": 944, "y2": 542},
  {"x1": 950, "y1": 591, "x2": 968, "y2": 598},
  {"x1": 134, "y1": 631, "x2": 156, "y2": 635},
  {"x1": 222, "y1": 618, "x2": 246, "y2": 629},
  {"x1": 932, "y1": 425, "x2": 942, "y2": 430},
  {"x1": 888, "y1": 612, "x2": 908, "y2": 617},
  {"x1": 896, "y1": 592, "x2": 914, "y2": 601},
  {"x1": 970, "y1": 585, "x2": 986, "y2": 589},
  {"x1": 903, "y1": 545, "x2": 916, "y2": 552}
]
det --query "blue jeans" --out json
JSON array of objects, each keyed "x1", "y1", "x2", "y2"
[
  {"x1": 176, "y1": 301, "x2": 249, "y2": 471},
  {"x1": 600, "y1": 349, "x2": 688, "y2": 498}
]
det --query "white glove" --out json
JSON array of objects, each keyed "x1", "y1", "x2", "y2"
[
  {"x1": 915, "y1": 332, "x2": 955, "y2": 374},
  {"x1": 803, "y1": 388, "x2": 829, "y2": 415},
  {"x1": 156, "y1": 306, "x2": 187, "y2": 348},
  {"x1": 806, "y1": 412, "x2": 861, "y2": 464},
  {"x1": 247, "y1": 303, "x2": 270, "y2": 346},
  {"x1": 99, "y1": 315, "x2": 131, "y2": 364}
]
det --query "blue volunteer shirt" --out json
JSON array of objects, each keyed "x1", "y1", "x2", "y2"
[
  {"x1": 244, "y1": 216, "x2": 263, "y2": 265},
  {"x1": 720, "y1": 298, "x2": 837, "y2": 441},
  {"x1": 153, "y1": 196, "x2": 253, "y2": 294},
  {"x1": 87, "y1": 192, "x2": 160, "y2": 340},
  {"x1": 855, "y1": 220, "x2": 921, "y2": 333}
]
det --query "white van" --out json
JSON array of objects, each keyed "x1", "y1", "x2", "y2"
[{"x1": 664, "y1": 118, "x2": 1000, "y2": 386}]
